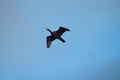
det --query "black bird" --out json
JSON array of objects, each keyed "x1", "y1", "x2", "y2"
[{"x1": 45, "y1": 26, "x2": 70, "y2": 48}]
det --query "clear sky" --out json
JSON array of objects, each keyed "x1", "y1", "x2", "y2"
[{"x1": 0, "y1": 0, "x2": 120, "y2": 80}]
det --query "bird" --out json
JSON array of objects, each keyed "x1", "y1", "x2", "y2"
[{"x1": 45, "y1": 26, "x2": 70, "y2": 48}]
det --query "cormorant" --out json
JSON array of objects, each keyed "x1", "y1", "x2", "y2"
[{"x1": 45, "y1": 26, "x2": 70, "y2": 48}]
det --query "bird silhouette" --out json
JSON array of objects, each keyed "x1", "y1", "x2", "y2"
[{"x1": 45, "y1": 26, "x2": 70, "y2": 48}]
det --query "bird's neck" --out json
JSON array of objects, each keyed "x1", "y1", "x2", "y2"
[{"x1": 47, "y1": 29, "x2": 52, "y2": 33}]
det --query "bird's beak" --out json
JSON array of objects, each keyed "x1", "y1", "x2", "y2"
[{"x1": 45, "y1": 28, "x2": 49, "y2": 31}]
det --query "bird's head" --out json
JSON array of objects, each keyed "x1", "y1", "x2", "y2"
[
  {"x1": 45, "y1": 28, "x2": 49, "y2": 31},
  {"x1": 45, "y1": 28, "x2": 52, "y2": 33}
]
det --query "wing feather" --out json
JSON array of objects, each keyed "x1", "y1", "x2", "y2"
[
  {"x1": 56, "y1": 27, "x2": 70, "y2": 36},
  {"x1": 46, "y1": 35, "x2": 56, "y2": 48}
]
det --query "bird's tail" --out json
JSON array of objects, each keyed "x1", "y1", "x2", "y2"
[{"x1": 59, "y1": 37, "x2": 65, "y2": 43}]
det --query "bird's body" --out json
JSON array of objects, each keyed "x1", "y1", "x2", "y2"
[{"x1": 45, "y1": 26, "x2": 70, "y2": 48}]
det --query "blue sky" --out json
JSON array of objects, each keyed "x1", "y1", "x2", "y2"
[{"x1": 0, "y1": 0, "x2": 120, "y2": 80}]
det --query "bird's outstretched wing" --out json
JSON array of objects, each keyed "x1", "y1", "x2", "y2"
[
  {"x1": 47, "y1": 35, "x2": 56, "y2": 48},
  {"x1": 56, "y1": 27, "x2": 70, "y2": 36}
]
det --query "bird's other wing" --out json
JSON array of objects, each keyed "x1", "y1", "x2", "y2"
[
  {"x1": 56, "y1": 26, "x2": 70, "y2": 36},
  {"x1": 47, "y1": 35, "x2": 56, "y2": 48}
]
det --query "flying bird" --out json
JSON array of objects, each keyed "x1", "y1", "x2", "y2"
[{"x1": 45, "y1": 26, "x2": 70, "y2": 48}]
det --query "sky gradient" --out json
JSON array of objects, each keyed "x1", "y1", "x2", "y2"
[{"x1": 0, "y1": 0, "x2": 120, "y2": 80}]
